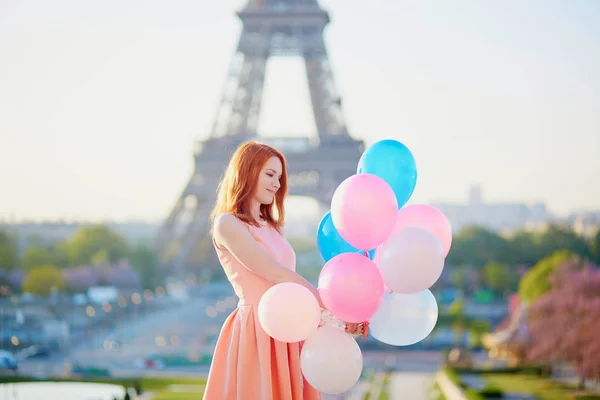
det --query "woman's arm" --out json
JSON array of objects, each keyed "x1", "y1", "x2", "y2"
[{"x1": 213, "y1": 213, "x2": 325, "y2": 308}]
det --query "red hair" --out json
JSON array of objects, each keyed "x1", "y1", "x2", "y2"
[{"x1": 210, "y1": 141, "x2": 288, "y2": 232}]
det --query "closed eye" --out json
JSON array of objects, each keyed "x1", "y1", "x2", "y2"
[{"x1": 265, "y1": 169, "x2": 282, "y2": 179}]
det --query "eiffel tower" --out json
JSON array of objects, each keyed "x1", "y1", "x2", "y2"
[{"x1": 155, "y1": 0, "x2": 365, "y2": 273}]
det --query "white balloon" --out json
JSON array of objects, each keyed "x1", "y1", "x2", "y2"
[
  {"x1": 369, "y1": 290, "x2": 438, "y2": 346},
  {"x1": 301, "y1": 326, "x2": 363, "y2": 394},
  {"x1": 376, "y1": 227, "x2": 444, "y2": 293}
]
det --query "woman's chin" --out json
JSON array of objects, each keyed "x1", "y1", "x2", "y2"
[{"x1": 260, "y1": 196, "x2": 275, "y2": 205}]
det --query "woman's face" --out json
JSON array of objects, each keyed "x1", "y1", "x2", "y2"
[{"x1": 254, "y1": 156, "x2": 282, "y2": 205}]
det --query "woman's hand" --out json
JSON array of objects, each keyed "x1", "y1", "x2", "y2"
[{"x1": 344, "y1": 321, "x2": 370, "y2": 339}]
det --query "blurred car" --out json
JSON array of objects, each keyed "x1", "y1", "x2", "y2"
[
  {"x1": 0, "y1": 350, "x2": 18, "y2": 371},
  {"x1": 133, "y1": 356, "x2": 165, "y2": 370},
  {"x1": 19, "y1": 345, "x2": 51, "y2": 359}
]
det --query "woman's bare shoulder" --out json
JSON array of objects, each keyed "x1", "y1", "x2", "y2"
[{"x1": 213, "y1": 213, "x2": 245, "y2": 234}]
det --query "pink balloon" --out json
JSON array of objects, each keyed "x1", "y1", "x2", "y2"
[
  {"x1": 331, "y1": 174, "x2": 398, "y2": 250},
  {"x1": 318, "y1": 253, "x2": 385, "y2": 323},
  {"x1": 258, "y1": 283, "x2": 321, "y2": 343},
  {"x1": 392, "y1": 204, "x2": 452, "y2": 256}
]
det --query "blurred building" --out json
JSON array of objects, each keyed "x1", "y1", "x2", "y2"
[
  {"x1": 432, "y1": 185, "x2": 554, "y2": 233},
  {"x1": 567, "y1": 211, "x2": 600, "y2": 238}
]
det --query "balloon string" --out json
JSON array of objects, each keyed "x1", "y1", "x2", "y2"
[{"x1": 319, "y1": 309, "x2": 345, "y2": 330}]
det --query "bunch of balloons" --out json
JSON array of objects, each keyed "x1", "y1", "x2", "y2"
[{"x1": 258, "y1": 139, "x2": 452, "y2": 394}]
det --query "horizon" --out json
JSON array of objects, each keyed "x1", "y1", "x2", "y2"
[{"x1": 1, "y1": 191, "x2": 596, "y2": 226}]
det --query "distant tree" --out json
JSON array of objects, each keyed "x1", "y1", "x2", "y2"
[
  {"x1": 0, "y1": 231, "x2": 19, "y2": 270},
  {"x1": 66, "y1": 225, "x2": 128, "y2": 266},
  {"x1": 51, "y1": 242, "x2": 71, "y2": 268},
  {"x1": 129, "y1": 244, "x2": 163, "y2": 289},
  {"x1": 518, "y1": 250, "x2": 579, "y2": 303},
  {"x1": 446, "y1": 226, "x2": 512, "y2": 266},
  {"x1": 447, "y1": 225, "x2": 593, "y2": 270},
  {"x1": 450, "y1": 268, "x2": 470, "y2": 292},
  {"x1": 22, "y1": 264, "x2": 64, "y2": 296},
  {"x1": 483, "y1": 262, "x2": 513, "y2": 294},
  {"x1": 448, "y1": 298, "x2": 465, "y2": 316},
  {"x1": 104, "y1": 264, "x2": 140, "y2": 287},
  {"x1": 63, "y1": 266, "x2": 99, "y2": 293},
  {"x1": 508, "y1": 229, "x2": 541, "y2": 265},
  {"x1": 590, "y1": 228, "x2": 600, "y2": 266},
  {"x1": 536, "y1": 224, "x2": 592, "y2": 260},
  {"x1": 449, "y1": 299, "x2": 469, "y2": 347},
  {"x1": 21, "y1": 246, "x2": 54, "y2": 270},
  {"x1": 91, "y1": 249, "x2": 110, "y2": 265},
  {"x1": 468, "y1": 319, "x2": 491, "y2": 349},
  {"x1": 527, "y1": 260, "x2": 600, "y2": 387}
]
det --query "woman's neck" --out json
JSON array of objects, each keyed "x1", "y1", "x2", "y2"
[{"x1": 249, "y1": 199, "x2": 262, "y2": 221}]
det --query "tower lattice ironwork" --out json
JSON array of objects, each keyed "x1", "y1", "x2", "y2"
[{"x1": 156, "y1": 0, "x2": 365, "y2": 273}]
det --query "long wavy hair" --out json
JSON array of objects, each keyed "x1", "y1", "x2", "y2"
[{"x1": 210, "y1": 141, "x2": 288, "y2": 232}]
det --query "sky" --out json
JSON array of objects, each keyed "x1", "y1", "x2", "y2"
[{"x1": 0, "y1": 0, "x2": 599, "y2": 222}]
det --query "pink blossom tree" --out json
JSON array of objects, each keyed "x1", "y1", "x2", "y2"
[
  {"x1": 63, "y1": 265, "x2": 99, "y2": 292},
  {"x1": 527, "y1": 259, "x2": 600, "y2": 386}
]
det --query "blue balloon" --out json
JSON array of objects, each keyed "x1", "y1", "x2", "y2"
[
  {"x1": 316, "y1": 211, "x2": 376, "y2": 262},
  {"x1": 357, "y1": 139, "x2": 417, "y2": 208}
]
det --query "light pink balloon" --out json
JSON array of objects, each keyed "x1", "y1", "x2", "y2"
[
  {"x1": 392, "y1": 204, "x2": 453, "y2": 256},
  {"x1": 258, "y1": 283, "x2": 321, "y2": 343},
  {"x1": 331, "y1": 174, "x2": 398, "y2": 250},
  {"x1": 318, "y1": 253, "x2": 385, "y2": 323}
]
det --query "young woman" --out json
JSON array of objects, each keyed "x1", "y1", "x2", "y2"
[{"x1": 203, "y1": 141, "x2": 368, "y2": 400}]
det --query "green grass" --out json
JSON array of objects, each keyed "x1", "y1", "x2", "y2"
[
  {"x1": 442, "y1": 366, "x2": 465, "y2": 388},
  {"x1": 0, "y1": 375, "x2": 207, "y2": 399},
  {"x1": 152, "y1": 383, "x2": 206, "y2": 400},
  {"x1": 443, "y1": 365, "x2": 600, "y2": 400},
  {"x1": 361, "y1": 370, "x2": 391, "y2": 400},
  {"x1": 154, "y1": 394, "x2": 201, "y2": 400},
  {"x1": 481, "y1": 373, "x2": 600, "y2": 400},
  {"x1": 135, "y1": 377, "x2": 206, "y2": 391},
  {"x1": 377, "y1": 371, "x2": 392, "y2": 400},
  {"x1": 438, "y1": 368, "x2": 482, "y2": 399},
  {"x1": 430, "y1": 381, "x2": 447, "y2": 400}
]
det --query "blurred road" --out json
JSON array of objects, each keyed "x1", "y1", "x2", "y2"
[
  {"x1": 16, "y1": 284, "x2": 237, "y2": 376},
  {"x1": 322, "y1": 350, "x2": 441, "y2": 399},
  {"x1": 13, "y1": 283, "x2": 442, "y2": 400},
  {"x1": 388, "y1": 372, "x2": 434, "y2": 400}
]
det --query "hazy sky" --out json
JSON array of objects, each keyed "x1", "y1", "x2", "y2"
[{"x1": 1, "y1": 0, "x2": 599, "y2": 222}]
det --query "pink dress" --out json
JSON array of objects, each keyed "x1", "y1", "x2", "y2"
[{"x1": 203, "y1": 219, "x2": 322, "y2": 400}]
